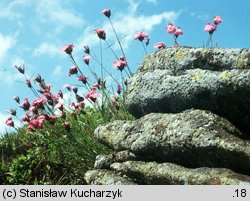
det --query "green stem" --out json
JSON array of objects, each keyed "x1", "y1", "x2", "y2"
[
  {"x1": 109, "y1": 18, "x2": 133, "y2": 77},
  {"x1": 141, "y1": 41, "x2": 148, "y2": 55}
]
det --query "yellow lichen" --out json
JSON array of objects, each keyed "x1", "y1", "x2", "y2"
[
  {"x1": 175, "y1": 49, "x2": 187, "y2": 59},
  {"x1": 220, "y1": 71, "x2": 229, "y2": 80},
  {"x1": 236, "y1": 58, "x2": 245, "y2": 68},
  {"x1": 192, "y1": 74, "x2": 201, "y2": 81}
]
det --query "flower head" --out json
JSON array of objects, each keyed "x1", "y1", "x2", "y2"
[
  {"x1": 120, "y1": 55, "x2": 125, "y2": 61},
  {"x1": 28, "y1": 115, "x2": 46, "y2": 131},
  {"x1": 154, "y1": 42, "x2": 166, "y2": 50},
  {"x1": 117, "y1": 83, "x2": 122, "y2": 95},
  {"x1": 174, "y1": 27, "x2": 183, "y2": 36},
  {"x1": 78, "y1": 75, "x2": 88, "y2": 84},
  {"x1": 61, "y1": 44, "x2": 74, "y2": 54},
  {"x1": 31, "y1": 97, "x2": 46, "y2": 110},
  {"x1": 204, "y1": 22, "x2": 217, "y2": 34},
  {"x1": 95, "y1": 29, "x2": 106, "y2": 40},
  {"x1": 34, "y1": 74, "x2": 43, "y2": 83},
  {"x1": 68, "y1": 66, "x2": 78, "y2": 77},
  {"x1": 112, "y1": 60, "x2": 128, "y2": 71},
  {"x1": 14, "y1": 64, "x2": 25, "y2": 74},
  {"x1": 85, "y1": 89, "x2": 100, "y2": 102},
  {"x1": 5, "y1": 117, "x2": 14, "y2": 127},
  {"x1": 167, "y1": 22, "x2": 177, "y2": 34},
  {"x1": 19, "y1": 98, "x2": 30, "y2": 111},
  {"x1": 213, "y1": 16, "x2": 222, "y2": 25},
  {"x1": 134, "y1": 32, "x2": 148, "y2": 41},
  {"x1": 101, "y1": 9, "x2": 111, "y2": 18},
  {"x1": 6, "y1": 109, "x2": 17, "y2": 116},
  {"x1": 13, "y1": 96, "x2": 20, "y2": 104},
  {"x1": 83, "y1": 55, "x2": 92, "y2": 65},
  {"x1": 83, "y1": 45, "x2": 90, "y2": 54}
]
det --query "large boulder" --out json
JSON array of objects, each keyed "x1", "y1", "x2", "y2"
[
  {"x1": 84, "y1": 169, "x2": 136, "y2": 185},
  {"x1": 111, "y1": 161, "x2": 250, "y2": 185},
  {"x1": 94, "y1": 109, "x2": 250, "y2": 175},
  {"x1": 125, "y1": 47, "x2": 250, "y2": 134}
]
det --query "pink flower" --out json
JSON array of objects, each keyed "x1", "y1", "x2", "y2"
[
  {"x1": 154, "y1": 42, "x2": 166, "y2": 49},
  {"x1": 68, "y1": 66, "x2": 78, "y2": 77},
  {"x1": 5, "y1": 117, "x2": 14, "y2": 127},
  {"x1": 78, "y1": 75, "x2": 88, "y2": 84},
  {"x1": 174, "y1": 27, "x2": 183, "y2": 36},
  {"x1": 19, "y1": 98, "x2": 30, "y2": 111},
  {"x1": 117, "y1": 83, "x2": 122, "y2": 95},
  {"x1": 120, "y1": 55, "x2": 125, "y2": 61},
  {"x1": 85, "y1": 89, "x2": 100, "y2": 102},
  {"x1": 204, "y1": 22, "x2": 217, "y2": 34},
  {"x1": 14, "y1": 64, "x2": 25, "y2": 74},
  {"x1": 61, "y1": 44, "x2": 74, "y2": 54},
  {"x1": 95, "y1": 29, "x2": 106, "y2": 40},
  {"x1": 22, "y1": 112, "x2": 31, "y2": 122},
  {"x1": 101, "y1": 9, "x2": 111, "y2": 18},
  {"x1": 134, "y1": 32, "x2": 148, "y2": 41},
  {"x1": 214, "y1": 16, "x2": 222, "y2": 25},
  {"x1": 83, "y1": 55, "x2": 92, "y2": 65},
  {"x1": 166, "y1": 22, "x2": 177, "y2": 34},
  {"x1": 28, "y1": 115, "x2": 46, "y2": 131},
  {"x1": 112, "y1": 60, "x2": 128, "y2": 71},
  {"x1": 31, "y1": 97, "x2": 46, "y2": 110}
]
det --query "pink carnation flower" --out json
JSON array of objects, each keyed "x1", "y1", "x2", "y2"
[
  {"x1": 61, "y1": 44, "x2": 74, "y2": 54},
  {"x1": 101, "y1": 9, "x2": 111, "y2": 18},
  {"x1": 204, "y1": 22, "x2": 217, "y2": 34},
  {"x1": 214, "y1": 16, "x2": 222, "y2": 25},
  {"x1": 95, "y1": 29, "x2": 106, "y2": 40},
  {"x1": 154, "y1": 42, "x2": 166, "y2": 50},
  {"x1": 166, "y1": 23, "x2": 177, "y2": 34},
  {"x1": 85, "y1": 89, "x2": 100, "y2": 102},
  {"x1": 134, "y1": 32, "x2": 148, "y2": 41},
  {"x1": 5, "y1": 117, "x2": 14, "y2": 127}
]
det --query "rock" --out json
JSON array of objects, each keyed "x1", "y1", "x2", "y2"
[
  {"x1": 125, "y1": 47, "x2": 250, "y2": 134},
  {"x1": 94, "y1": 109, "x2": 250, "y2": 175},
  {"x1": 111, "y1": 161, "x2": 250, "y2": 185},
  {"x1": 138, "y1": 47, "x2": 250, "y2": 73},
  {"x1": 94, "y1": 151, "x2": 137, "y2": 169},
  {"x1": 84, "y1": 169, "x2": 136, "y2": 185}
]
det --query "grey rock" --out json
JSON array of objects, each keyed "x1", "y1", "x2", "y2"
[
  {"x1": 94, "y1": 151, "x2": 137, "y2": 169},
  {"x1": 94, "y1": 109, "x2": 250, "y2": 175},
  {"x1": 111, "y1": 161, "x2": 250, "y2": 185},
  {"x1": 125, "y1": 47, "x2": 250, "y2": 134},
  {"x1": 84, "y1": 169, "x2": 136, "y2": 185},
  {"x1": 138, "y1": 47, "x2": 250, "y2": 73}
]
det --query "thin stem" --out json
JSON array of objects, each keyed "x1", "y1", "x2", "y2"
[
  {"x1": 206, "y1": 34, "x2": 213, "y2": 48},
  {"x1": 141, "y1": 41, "x2": 148, "y2": 55},
  {"x1": 109, "y1": 18, "x2": 133, "y2": 76},
  {"x1": 105, "y1": 40, "x2": 119, "y2": 60}
]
